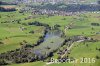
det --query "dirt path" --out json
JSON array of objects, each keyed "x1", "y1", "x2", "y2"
[{"x1": 61, "y1": 40, "x2": 84, "y2": 58}]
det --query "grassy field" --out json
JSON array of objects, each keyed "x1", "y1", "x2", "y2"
[
  {"x1": 22, "y1": 12, "x2": 100, "y2": 37},
  {"x1": 68, "y1": 41, "x2": 100, "y2": 66},
  {"x1": 7, "y1": 61, "x2": 46, "y2": 66},
  {"x1": 0, "y1": 11, "x2": 45, "y2": 53},
  {"x1": 0, "y1": 10, "x2": 100, "y2": 66}
]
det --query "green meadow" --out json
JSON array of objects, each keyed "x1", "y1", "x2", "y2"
[
  {"x1": 0, "y1": 11, "x2": 45, "y2": 53},
  {"x1": 0, "y1": 10, "x2": 100, "y2": 66}
]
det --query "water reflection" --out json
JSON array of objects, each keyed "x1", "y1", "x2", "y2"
[{"x1": 45, "y1": 30, "x2": 61, "y2": 40}]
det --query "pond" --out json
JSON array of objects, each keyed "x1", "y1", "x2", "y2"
[
  {"x1": 33, "y1": 30, "x2": 64, "y2": 57},
  {"x1": 44, "y1": 30, "x2": 62, "y2": 40}
]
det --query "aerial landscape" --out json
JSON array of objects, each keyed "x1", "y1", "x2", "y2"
[{"x1": 0, "y1": 0, "x2": 100, "y2": 66}]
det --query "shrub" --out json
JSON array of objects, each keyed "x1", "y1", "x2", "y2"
[
  {"x1": 91, "y1": 23, "x2": 99, "y2": 26},
  {"x1": 0, "y1": 41, "x2": 4, "y2": 44}
]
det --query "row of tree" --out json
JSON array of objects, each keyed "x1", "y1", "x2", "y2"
[
  {"x1": 28, "y1": 21, "x2": 51, "y2": 29},
  {"x1": 91, "y1": 23, "x2": 100, "y2": 26}
]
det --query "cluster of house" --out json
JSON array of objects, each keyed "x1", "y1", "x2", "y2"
[
  {"x1": 15, "y1": 0, "x2": 98, "y2": 4},
  {"x1": 32, "y1": 9, "x2": 73, "y2": 16},
  {"x1": 32, "y1": 9, "x2": 82, "y2": 16},
  {"x1": 20, "y1": 6, "x2": 87, "y2": 16},
  {"x1": 31, "y1": 0, "x2": 85, "y2": 4}
]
